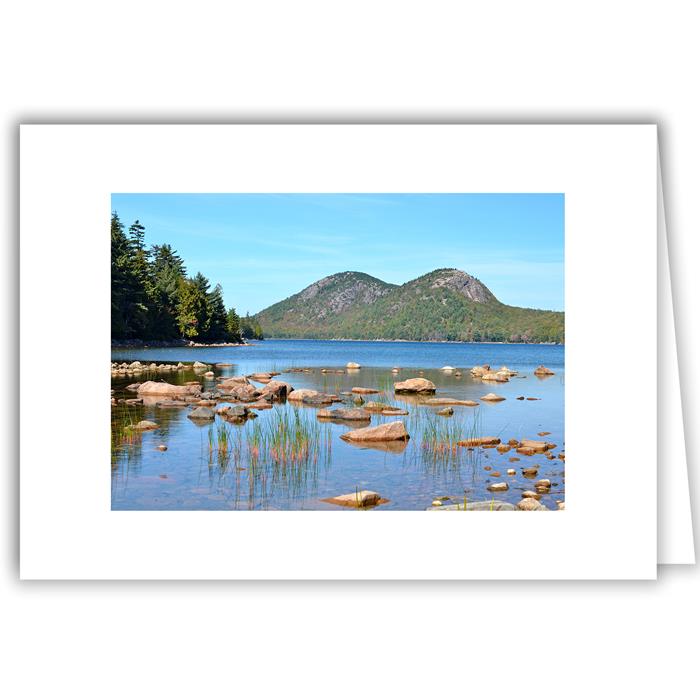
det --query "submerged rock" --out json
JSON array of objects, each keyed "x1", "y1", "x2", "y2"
[
  {"x1": 481, "y1": 372, "x2": 509, "y2": 382},
  {"x1": 437, "y1": 407, "x2": 454, "y2": 416},
  {"x1": 351, "y1": 387, "x2": 380, "y2": 394},
  {"x1": 362, "y1": 401, "x2": 390, "y2": 412},
  {"x1": 422, "y1": 398, "x2": 479, "y2": 406},
  {"x1": 248, "y1": 372, "x2": 273, "y2": 383},
  {"x1": 188, "y1": 406, "x2": 215, "y2": 421},
  {"x1": 534, "y1": 365, "x2": 555, "y2": 376},
  {"x1": 340, "y1": 421, "x2": 410, "y2": 443},
  {"x1": 246, "y1": 400, "x2": 274, "y2": 410},
  {"x1": 381, "y1": 408, "x2": 409, "y2": 416},
  {"x1": 316, "y1": 408, "x2": 371, "y2": 421},
  {"x1": 519, "y1": 439, "x2": 556, "y2": 452},
  {"x1": 321, "y1": 490, "x2": 386, "y2": 508},
  {"x1": 457, "y1": 436, "x2": 501, "y2": 447},
  {"x1": 302, "y1": 393, "x2": 338, "y2": 405},
  {"x1": 394, "y1": 377, "x2": 436, "y2": 394},
  {"x1": 427, "y1": 500, "x2": 516, "y2": 511},
  {"x1": 155, "y1": 400, "x2": 188, "y2": 408},
  {"x1": 131, "y1": 420, "x2": 159, "y2": 431},
  {"x1": 480, "y1": 393, "x2": 505, "y2": 402},
  {"x1": 288, "y1": 389, "x2": 320, "y2": 402}
]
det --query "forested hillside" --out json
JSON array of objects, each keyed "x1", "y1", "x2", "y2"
[
  {"x1": 110, "y1": 212, "x2": 263, "y2": 342},
  {"x1": 256, "y1": 269, "x2": 564, "y2": 343}
]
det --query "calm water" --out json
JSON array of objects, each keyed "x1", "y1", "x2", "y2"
[{"x1": 111, "y1": 340, "x2": 565, "y2": 510}]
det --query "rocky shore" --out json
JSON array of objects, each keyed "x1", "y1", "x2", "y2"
[{"x1": 111, "y1": 338, "x2": 250, "y2": 348}]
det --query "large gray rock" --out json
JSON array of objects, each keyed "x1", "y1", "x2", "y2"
[{"x1": 188, "y1": 406, "x2": 215, "y2": 421}]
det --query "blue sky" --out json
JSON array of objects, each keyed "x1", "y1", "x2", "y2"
[{"x1": 111, "y1": 193, "x2": 564, "y2": 314}]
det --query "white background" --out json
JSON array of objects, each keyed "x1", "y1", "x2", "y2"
[
  {"x1": 20, "y1": 124, "x2": 657, "y2": 581},
  {"x1": 2, "y1": 1, "x2": 698, "y2": 698}
]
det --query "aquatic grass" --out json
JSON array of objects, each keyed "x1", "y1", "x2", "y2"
[
  {"x1": 110, "y1": 402, "x2": 145, "y2": 463},
  {"x1": 402, "y1": 406, "x2": 486, "y2": 475}
]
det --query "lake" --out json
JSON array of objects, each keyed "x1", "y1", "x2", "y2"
[{"x1": 111, "y1": 339, "x2": 565, "y2": 510}]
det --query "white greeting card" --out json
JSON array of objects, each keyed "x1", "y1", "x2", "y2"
[{"x1": 20, "y1": 124, "x2": 669, "y2": 579}]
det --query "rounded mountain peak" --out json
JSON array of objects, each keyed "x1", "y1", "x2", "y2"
[{"x1": 421, "y1": 268, "x2": 495, "y2": 303}]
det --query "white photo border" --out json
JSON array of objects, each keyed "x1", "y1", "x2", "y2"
[{"x1": 20, "y1": 124, "x2": 657, "y2": 579}]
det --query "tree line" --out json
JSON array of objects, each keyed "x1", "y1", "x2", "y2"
[{"x1": 111, "y1": 212, "x2": 263, "y2": 342}]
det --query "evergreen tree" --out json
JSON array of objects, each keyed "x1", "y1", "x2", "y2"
[
  {"x1": 111, "y1": 212, "x2": 149, "y2": 338},
  {"x1": 240, "y1": 312, "x2": 264, "y2": 340},
  {"x1": 176, "y1": 277, "x2": 207, "y2": 338},
  {"x1": 206, "y1": 283, "x2": 228, "y2": 340},
  {"x1": 226, "y1": 307, "x2": 242, "y2": 342},
  {"x1": 149, "y1": 244, "x2": 186, "y2": 339}
]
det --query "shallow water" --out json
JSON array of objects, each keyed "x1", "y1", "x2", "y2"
[{"x1": 111, "y1": 340, "x2": 564, "y2": 510}]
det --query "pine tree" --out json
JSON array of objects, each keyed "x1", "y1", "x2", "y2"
[
  {"x1": 226, "y1": 307, "x2": 242, "y2": 342},
  {"x1": 206, "y1": 283, "x2": 228, "y2": 340},
  {"x1": 176, "y1": 277, "x2": 207, "y2": 338},
  {"x1": 149, "y1": 244, "x2": 186, "y2": 339},
  {"x1": 111, "y1": 212, "x2": 149, "y2": 338}
]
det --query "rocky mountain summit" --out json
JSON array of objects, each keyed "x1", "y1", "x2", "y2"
[{"x1": 256, "y1": 268, "x2": 564, "y2": 343}]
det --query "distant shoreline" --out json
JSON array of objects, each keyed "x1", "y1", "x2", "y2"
[
  {"x1": 111, "y1": 337, "x2": 563, "y2": 349},
  {"x1": 251, "y1": 338, "x2": 563, "y2": 346}
]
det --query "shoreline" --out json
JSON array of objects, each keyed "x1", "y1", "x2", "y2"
[
  {"x1": 112, "y1": 337, "x2": 563, "y2": 349},
  {"x1": 260, "y1": 338, "x2": 564, "y2": 346},
  {"x1": 111, "y1": 339, "x2": 253, "y2": 349}
]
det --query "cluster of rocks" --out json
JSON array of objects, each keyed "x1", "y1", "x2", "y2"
[
  {"x1": 111, "y1": 360, "x2": 191, "y2": 376},
  {"x1": 470, "y1": 364, "x2": 518, "y2": 382}
]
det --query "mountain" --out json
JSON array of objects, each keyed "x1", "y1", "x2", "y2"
[{"x1": 255, "y1": 269, "x2": 564, "y2": 343}]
